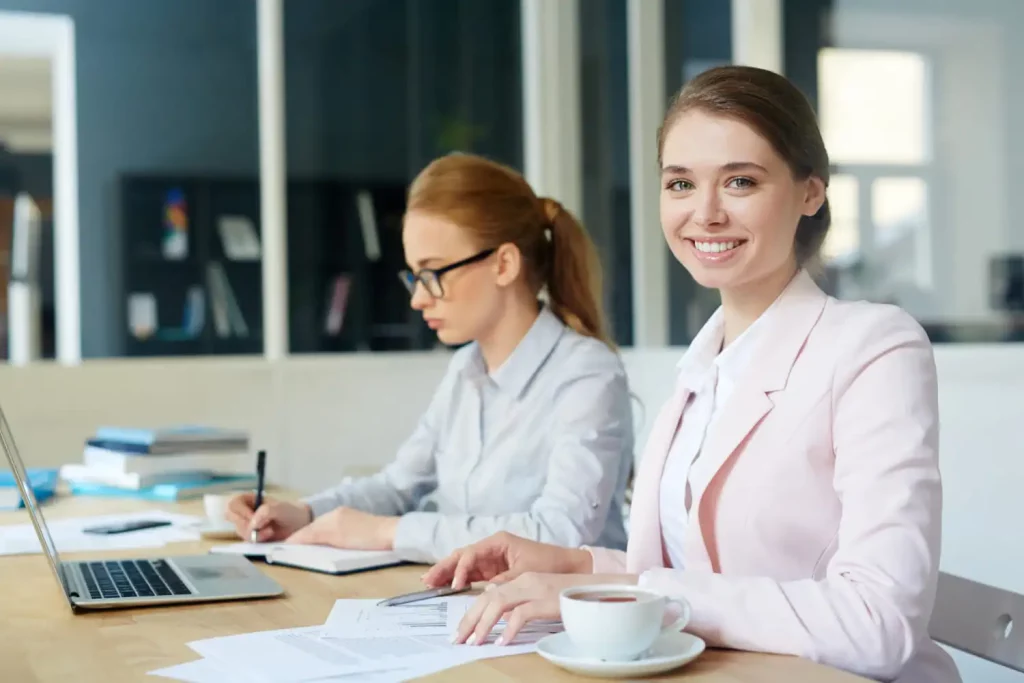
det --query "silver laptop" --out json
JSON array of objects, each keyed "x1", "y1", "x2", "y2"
[{"x1": 0, "y1": 404, "x2": 284, "y2": 611}]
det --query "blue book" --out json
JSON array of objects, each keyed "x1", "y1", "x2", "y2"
[
  {"x1": 69, "y1": 474, "x2": 256, "y2": 502},
  {"x1": 95, "y1": 425, "x2": 248, "y2": 446},
  {"x1": 0, "y1": 468, "x2": 58, "y2": 509}
]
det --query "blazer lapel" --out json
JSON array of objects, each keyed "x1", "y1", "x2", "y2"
[
  {"x1": 699, "y1": 388, "x2": 773, "y2": 491},
  {"x1": 625, "y1": 381, "x2": 691, "y2": 573},
  {"x1": 625, "y1": 308, "x2": 725, "y2": 573},
  {"x1": 689, "y1": 270, "x2": 830, "y2": 569}
]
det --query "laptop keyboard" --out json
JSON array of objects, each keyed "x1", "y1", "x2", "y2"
[{"x1": 77, "y1": 560, "x2": 192, "y2": 600}]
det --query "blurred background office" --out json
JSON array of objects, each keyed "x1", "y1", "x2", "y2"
[
  {"x1": 0, "y1": 0, "x2": 1021, "y2": 361},
  {"x1": 0, "y1": 1, "x2": 1021, "y2": 680}
]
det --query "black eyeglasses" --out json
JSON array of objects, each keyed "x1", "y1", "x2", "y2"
[{"x1": 398, "y1": 248, "x2": 496, "y2": 298}]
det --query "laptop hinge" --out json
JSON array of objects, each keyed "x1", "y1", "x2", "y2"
[{"x1": 58, "y1": 562, "x2": 81, "y2": 605}]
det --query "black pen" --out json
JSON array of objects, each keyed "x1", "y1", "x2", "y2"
[{"x1": 250, "y1": 449, "x2": 266, "y2": 543}]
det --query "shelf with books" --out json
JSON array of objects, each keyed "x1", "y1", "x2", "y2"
[
  {"x1": 120, "y1": 174, "x2": 433, "y2": 356},
  {"x1": 121, "y1": 174, "x2": 262, "y2": 357},
  {"x1": 287, "y1": 179, "x2": 433, "y2": 353}
]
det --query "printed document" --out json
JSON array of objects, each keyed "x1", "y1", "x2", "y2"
[
  {"x1": 324, "y1": 597, "x2": 562, "y2": 640},
  {"x1": 150, "y1": 596, "x2": 561, "y2": 682}
]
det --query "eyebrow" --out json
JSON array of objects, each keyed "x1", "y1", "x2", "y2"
[
  {"x1": 661, "y1": 162, "x2": 769, "y2": 176},
  {"x1": 413, "y1": 257, "x2": 444, "y2": 269}
]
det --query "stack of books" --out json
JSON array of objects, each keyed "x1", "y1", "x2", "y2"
[
  {"x1": 0, "y1": 468, "x2": 58, "y2": 509},
  {"x1": 60, "y1": 426, "x2": 258, "y2": 501}
]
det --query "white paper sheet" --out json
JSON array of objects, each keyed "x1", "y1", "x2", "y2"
[
  {"x1": 187, "y1": 626, "x2": 409, "y2": 682},
  {"x1": 148, "y1": 657, "x2": 405, "y2": 683},
  {"x1": 323, "y1": 597, "x2": 473, "y2": 637},
  {"x1": 324, "y1": 596, "x2": 564, "y2": 641},
  {"x1": 0, "y1": 511, "x2": 201, "y2": 556},
  {"x1": 155, "y1": 597, "x2": 553, "y2": 683},
  {"x1": 208, "y1": 541, "x2": 280, "y2": 556},
  {"x1": 188, "y1": 625, "x2": 540, "y2": 683}
]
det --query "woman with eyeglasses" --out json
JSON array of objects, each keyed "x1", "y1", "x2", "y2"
[{"x1": 226, "y1": 153, "x2": 635, "y2": 564}]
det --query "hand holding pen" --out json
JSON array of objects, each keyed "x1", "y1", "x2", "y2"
[{"x1": 224, "y1": 450, "x2": 312, "y2": 542}]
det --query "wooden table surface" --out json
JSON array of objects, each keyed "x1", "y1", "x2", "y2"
[{"x1": 0, "y1": 494, "x2": 869, "y2": 683}]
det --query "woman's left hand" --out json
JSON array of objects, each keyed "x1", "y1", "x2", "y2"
[
  {"x1": 454, "y1": 572, "x2": 637, "y2": 646},
  {"x1": 285, "y1": 506, "x2": 399, "y2": 550}
]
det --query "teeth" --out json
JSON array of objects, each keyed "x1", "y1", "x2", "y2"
[{"x1": 694, "y1": 240, "x2": 740, "y2": 253}]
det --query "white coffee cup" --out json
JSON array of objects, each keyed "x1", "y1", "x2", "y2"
[
  {"x1": 202, "y1": 493, "x2": 232, "y2": 526},
  {"x1": 559, "y1": 585, "x2": 691, "y2": 662}
]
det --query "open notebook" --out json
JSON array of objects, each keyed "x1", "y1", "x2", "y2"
[{"x1": 210, "y1": 542, "x2": 404, "y2": 575}]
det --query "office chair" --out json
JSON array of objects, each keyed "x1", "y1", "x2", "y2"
[{"x1": 929, "y1": 571, "x2": 1024, "y2": 673}]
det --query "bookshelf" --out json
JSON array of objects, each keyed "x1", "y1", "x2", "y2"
[{"x1": 120, "y1": 174, "x2": 431, "y2": 356}]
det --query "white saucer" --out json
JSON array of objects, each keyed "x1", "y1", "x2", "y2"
[
  {"x1": 536, "y1": 631, "x2": 706, "y2": 679},
  {"x1": 193, "y1": 521, "x2": 239, "y2": 540}
]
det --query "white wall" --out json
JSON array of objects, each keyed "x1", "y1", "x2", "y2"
[
  {"x1": 0, "y1": 353, "x2": 447, "y2": 489},
  {"x1": 2, "y1": 347, "x2": 1021, "y2": 680}
]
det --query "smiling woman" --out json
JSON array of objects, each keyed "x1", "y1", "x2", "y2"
[
  {"x1": 657, "y1": 69, "x2": 830, "y2": 328},
  {"x1": 425, "y1": 66, "x2": 961, "y2": 683}
]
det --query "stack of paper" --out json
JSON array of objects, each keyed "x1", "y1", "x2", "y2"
[{"x1": 149, "y1": 596, "x2": 563, "y2": 682}]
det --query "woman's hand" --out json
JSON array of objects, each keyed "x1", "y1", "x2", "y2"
[
  {"x1": 285, "y1": 506, "x2": 399, "y2": 551},
  {"x1": 422, "y1": 531, "x2": 593, "y2": 590},
  {"x1": 453, "y1": 572, "x2": 638, "y2": 646},
  {"x1": 226, "y1": 492, "x2": 312, "y2": 542}
]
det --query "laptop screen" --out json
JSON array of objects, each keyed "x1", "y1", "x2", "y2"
[{"x1": 0, "y1": 402, "x2": 72, "y2": 606}]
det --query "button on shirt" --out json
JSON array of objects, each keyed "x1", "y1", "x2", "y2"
[
  {"x1": 659, "y1": 305, "x2": 772, "y2": 569},
  {"x1": 304, "y1": 307, "x2": 635, "y2": 563}
]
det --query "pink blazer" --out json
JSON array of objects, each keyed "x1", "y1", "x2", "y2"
[{"x1": 589, "y1": 271, "x2": 960, "y2": 683}]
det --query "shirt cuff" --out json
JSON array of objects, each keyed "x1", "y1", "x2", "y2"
[
  {"x1": 392, "y1": 511, "x2": 440, "y2": 564},
  {"x1": 584, "y1": 546, "x2": 628, "y2": 574},
  {"x1": 300, "y1": 493, "x2": 341, "y2": 519}
]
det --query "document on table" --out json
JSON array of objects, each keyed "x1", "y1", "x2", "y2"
[
  {"x1": 149, "y1": 597, "x2": 561, "y2": 683},
  {"x1": 323, "y1": 596, "x2": 473, "y2": 637},
  {"x1": 324, "y1": 596, "x2": 564, "y2": 640},
  {"x1": 0, "y1": 510, "x2": 201, "y2": 556},
  {"x1": 186, "y1": 625, "x2": 529, "y2": 682},
  {"x1": 149, "y1": 657, "x2": 404, "y2": 683}
]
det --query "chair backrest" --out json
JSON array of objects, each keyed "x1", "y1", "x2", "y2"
[{"x1": 929, "y1": 571, "x2": 1024, "y2": 672}]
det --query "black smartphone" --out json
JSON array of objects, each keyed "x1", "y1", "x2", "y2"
[{"x1": 82, "y1": 519, "x2": 173, "y2": 535}]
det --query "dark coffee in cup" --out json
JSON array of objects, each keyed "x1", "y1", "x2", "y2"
[{"x1": 572, "y1": 592, "x2": 638, "y2": 603}]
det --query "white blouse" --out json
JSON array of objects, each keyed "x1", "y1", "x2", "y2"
[{"x1": 659, "y1": 305, "x2": 773, "y2": 569}]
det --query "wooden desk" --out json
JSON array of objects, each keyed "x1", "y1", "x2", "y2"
[{"x1": 0, "y1": 495, "x2": 868, "y2": 683}]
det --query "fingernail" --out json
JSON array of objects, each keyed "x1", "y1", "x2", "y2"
[
  {"x1": 495, "y1": 636, "x2": 505, "y2": 646},
  {"x1": 449, "y1": 633, "x2": 458, "y2": 644},
  {"x1": 466, "y1": 634, "x2": 478, "y2": 646},
  {"x1": 485, "y1": 583, "x2": 496, "y2": 591}
]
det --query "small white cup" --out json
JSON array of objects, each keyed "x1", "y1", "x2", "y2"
[
  {"x1": 202, "y1": 493, "x2": 232, "y2": 526},
  {"x1": 559, "y1": 584, "x2": 690, "y2": 662}
]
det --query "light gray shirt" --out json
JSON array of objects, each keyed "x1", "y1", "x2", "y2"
[{"x1": 303, "y1": 307, "x2": 635, "y2": 563}]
